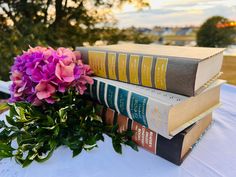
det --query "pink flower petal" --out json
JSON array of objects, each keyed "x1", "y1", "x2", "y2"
[
  {"x1": 62, "y1": 76, "x2": 74, "y2": 83},
  {"x1": 45, "y1": 97, "x2": 55, "y2": 104},
  {"x1": 55, "y1": 63, "x2": 62, "y2": 81},
  {"x1": 47, "y1": 84, "x2": 56, "y2": 94},
  {"x1": 17, "y1": 82, "x2": 27, "y2": 93},
  {"x1": 35, "y1": 81, "x2": 47, "y2": 91},
  {"x1": 35, "y1": 81, "x2": 56, "y2": 100},
  {"x1": 55, "y1": 62, "x2": 75, "y2": 82},
  {"x1": 37, "y1": 91, "x2": 51, "y2": 100},
  {"x1": 14, "y1": 92, "x2": 23, "y2": 97},
  {"x1": 32, "y1": 98, "x2": 42, "y2": 106}
]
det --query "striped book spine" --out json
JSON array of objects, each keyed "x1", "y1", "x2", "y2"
[
  {"x1": 89, "y1": 78, "x2": 171, "y2": 135},
  {"x1": 81, "y1": 49, "x2": 168, "y2": 90}
]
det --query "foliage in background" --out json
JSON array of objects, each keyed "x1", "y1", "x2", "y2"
[
  {"x1": 0, "y1": 0, "x2": 149, "y2": 81},
  {"x1": 119, "y1": 27, "x2": 157, "y2": 44},
  {"x1": 197, "y1": 16, "x2": 236, "y2": 47}
]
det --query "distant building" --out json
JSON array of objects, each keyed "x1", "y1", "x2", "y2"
[
  {"x1": 136, "y1": 27, "x2": 152, "y2": 34},
  {"x1": 176, "y1": 27, "x2": 192, "y2": 36},
  {"x1": 160, "y1": 27, "x2": 175, "y2": 36},
  {"x1": 151, "y1": 27, "x2": 175, "y2": 36}
]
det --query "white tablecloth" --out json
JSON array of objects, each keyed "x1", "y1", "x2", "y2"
[{"x1": 0, "y1": 84, "x2": 236, "y2": 177}]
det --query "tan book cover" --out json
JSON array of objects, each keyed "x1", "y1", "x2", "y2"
[{"x1": 76, "y1": 44, "x2": 224, "y2": 96}]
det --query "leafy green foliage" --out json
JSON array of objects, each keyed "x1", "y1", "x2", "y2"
[
  {"x1": 0, "y1": 91, "x2": 138, "y2": 167},
  {"x1": 197, "y1": 16, "x2": 236, "y2": 47}
]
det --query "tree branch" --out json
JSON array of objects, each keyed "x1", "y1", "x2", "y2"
[
  {"x1": 1, "y1": 6, "x2": 17, "y2": 25},
  {"x1": 54, "y1": 0, "x2": 63, "y2": 25},
  {"x1": 44, "y1": 0, "x2": 52, "y2": 24},
  {"x1": 64, "y1": 0, "x2": 68, "y2": 10}
]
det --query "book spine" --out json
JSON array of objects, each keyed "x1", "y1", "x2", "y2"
[
  {"x1": 99, "y1": 107, "x2": 184, "y2": 165},
  {"x1": 89, "y1": 78, "x2": 170, "y2": 138},
  {"x1": 77, "y1": 47, "x2": 198, "y2": 96}
]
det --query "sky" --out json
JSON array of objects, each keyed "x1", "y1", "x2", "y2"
[{"x1": 114, "y1": 0, "x2": 236, "y2": 28}]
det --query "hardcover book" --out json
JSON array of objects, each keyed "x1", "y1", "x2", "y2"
[
  {"x1": 89, "y1": 77, "x2": 223, "y2": 138},
  {"x1": 96, "y1": 106, "x2": 212, "y2": 165},
  {"x1": 76, "y1": 44, "x2": 224, "y2": 96}
]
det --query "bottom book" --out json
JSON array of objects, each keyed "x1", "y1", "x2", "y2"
[{"x1": 96, "y1": 106, "x2": 212, "y2": 165}]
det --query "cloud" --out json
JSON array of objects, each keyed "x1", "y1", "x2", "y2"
[
  {"x1": 160, "y1": 0, "x2": 236, "y2": 9},
  {"x1": 115, "y1": 1, "x2": 236, "y2": 28}
]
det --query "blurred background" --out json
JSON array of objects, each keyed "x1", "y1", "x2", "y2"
[{"x1": 0, "y1": 0, "x2": 235, "y2": 86}]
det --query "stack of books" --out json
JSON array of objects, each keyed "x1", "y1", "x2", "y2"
[{"x1": 76, "y1": 44, "x2": 225, "y2": 165}]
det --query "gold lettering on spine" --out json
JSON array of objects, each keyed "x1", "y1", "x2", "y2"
[
  {"x1": 88, "y1": 51, "x2": 107, "y2": 77},
  {"x1": 107, "y1": 52, "x2": 117, "y2": 80},
  {"x1": 154, "y1": 58, "x2": 168, "y2": 90},
  {"x1": 141, "y1": 56, "x2": 153, "y2": 87},
  {"x1": 149, "y1": 132, "x2": 153, "y2": 148},
  {"x1": 129, "y1": 55, "x2": 140, "y2": 84},
  {"x1": 118, "y1": 53, "x2": 128, "y2": 82}
]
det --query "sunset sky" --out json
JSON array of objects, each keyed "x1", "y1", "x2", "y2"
[{"x1": 115, "y1": 0, "x2": 236, "y2": 28}]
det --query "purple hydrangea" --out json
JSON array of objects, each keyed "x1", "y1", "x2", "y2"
[{"x1": 10, "y1": 46, "x2": 93, "y2": 105}]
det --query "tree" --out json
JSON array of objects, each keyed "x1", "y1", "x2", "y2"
[
  {"x1": 0, "y1": 0, "x2": 149, "y2": 80},
  {"x1": 134, "y1": 31, "x2": 155, "y2": 44},
  {"x1": 197, "y1": 16, "x2": 236, "y2": 47}
]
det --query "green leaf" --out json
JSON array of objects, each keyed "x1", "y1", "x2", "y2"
[
  {"x1": 111, "y1": 124, "x2": 119, "y2": 133},
  {"x1": 85, "y1": 136, "x2": 97, "y2": 145},
  {"x1": 0, "y1": 150, "x2": 13, "y2": 158},
  {"x1": 18, "y1": 107, "x2": 28, "y2": 122},
  {"x1": 53, "y1": 125, "x2": 60, "y2": 137},
  {"x1": 90, "y1": 114, "x2": 103, "y2": 123},
  {"x1": 9, "y1": 104, "x2": 19, "y2": 117},
  {"x1": 21, "y1": 144, "x2": 34, "y2": 151},
  {"x1": 125, "y1": 130, "x2": 135, "y2": 137},
  {"x1": 125, "y1": 141, "x2": 138, "y2": 151},
  {"x1": 95, "y1": 134, "x2": 104, "y2": 142},
  {"x1": 15, "y1": 156, "x2": 24, "y2": 166},
  {"x1": 41, "y1": 125, "x2": 57, "y2": 130},
  {"x1": 22, "y1": 158, "x2": 33, "y2": 168},
  {"x1": 83, "y1": 144, "x2": 97, "y2": 151},
  {"x1": 0, "y1": 120, "x2": 6, "y2": 128},
  {"x1": 28, "y1": 152, "x2": 38, "y2": 160},
  {"x1": 112, "y1": 139, "x2": 122, "y2": 154},
  {"x1": 49, "y1": 139, "x2": 57, "y2": 149},
  {"x1": 6, "y1": 115, "x2": 15, "y2": 125},
  {"x1": 0, "y1": 143, "x2": 15, "y2": 151},
  {"x1": 0, "y1": 103, "x2": 8, "y2": 111},
  {"x1": 18, "y1": 137, "x2": 36, "y2": 146},
  {"x1": 72, "y1": 146, "x2": 82, "y2": 157},
  {"x1": 58, "y1": 106, "x2": 68, "y2": 123},
  {"x1": 35, "y1": 150, "x2": 54, "y2": 163}
]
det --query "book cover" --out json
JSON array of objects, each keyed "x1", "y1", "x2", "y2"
[
  {"x1": 76, "y1": 44, "x2": 224, "y2": 96},
  {"x1": 89, "y1": 77, "x2": 223, "y2": 138},
  {"x1": 96, "y1": 106, "x2": 212, "y2": 165}
]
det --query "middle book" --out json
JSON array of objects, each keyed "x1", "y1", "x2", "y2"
[{"x1": 89, "y1": 77, "x2": 223, "y2": 139}]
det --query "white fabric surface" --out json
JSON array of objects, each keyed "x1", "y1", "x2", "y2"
[
  {"x1": 0, "y1": 84, "x2": 236, "y2": 177},
  {"x1": 0, "y1": 81, "x2": 11, "y2": 94}
]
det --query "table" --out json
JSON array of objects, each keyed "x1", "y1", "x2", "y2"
[{"x1": 0, "y1": 84, "x2": 236, "y2": 177}]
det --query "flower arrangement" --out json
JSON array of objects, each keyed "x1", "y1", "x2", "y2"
[
  {"x1": 0, "y1": 46, "x2": 137, "y2": 167},
  {"x1": 9, "y1": 46, "x2": 92, "y2": 104}
]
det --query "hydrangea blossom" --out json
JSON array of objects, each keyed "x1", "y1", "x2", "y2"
[{"x1": 9, "y1": 46, "x2": 93, "y2": 105}]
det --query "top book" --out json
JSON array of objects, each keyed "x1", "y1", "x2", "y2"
[{"x1": 76, "y1": 44, "x2": 224, "y2": 96}]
